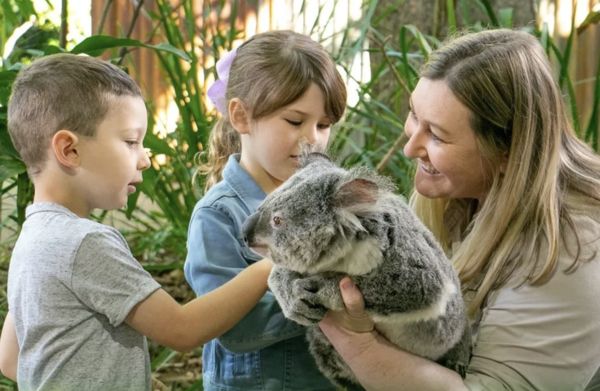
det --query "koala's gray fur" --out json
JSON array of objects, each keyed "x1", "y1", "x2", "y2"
[{"x1": 242, "y1": 153, "x2": 470, "y2": 390}]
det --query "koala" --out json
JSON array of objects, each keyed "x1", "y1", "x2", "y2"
[{"x1": 242, "y1": 153, "x2": 470, "y2": 390}]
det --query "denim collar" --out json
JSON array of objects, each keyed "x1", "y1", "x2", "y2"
[{"x1": 222, "y1": 154, "x2": 266, "y2": 211}]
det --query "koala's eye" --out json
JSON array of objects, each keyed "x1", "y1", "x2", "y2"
[{"x1": 272, "y1": 215, "x2": 283, "y2": 227}]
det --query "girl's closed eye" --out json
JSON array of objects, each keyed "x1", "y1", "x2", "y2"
[{"x1": 285, "y1": 119, "x2": 302, "y2": 126}]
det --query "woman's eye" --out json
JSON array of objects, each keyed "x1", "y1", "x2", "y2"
[
  {"x1": 125, "y1": 140, "x2": 138, "y2": 146},
  {"x1": 317, "y1": 123, "x2": 331, "y2": 130},
  {"x1": 429, "y1": 129, "x2": 444, "y2": 143}
]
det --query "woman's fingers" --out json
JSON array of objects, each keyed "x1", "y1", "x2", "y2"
[{"x1": 328, "y1": 277, "x2": 374, "y2": 333}]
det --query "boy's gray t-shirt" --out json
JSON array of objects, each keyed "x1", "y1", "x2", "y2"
[{"x1": 7, "y1": 203, "x2": 161, "y2": 390}]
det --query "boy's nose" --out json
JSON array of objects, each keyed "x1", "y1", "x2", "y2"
[{"x1": 139, "y1": 149, "x2": 151, "y2": 170}]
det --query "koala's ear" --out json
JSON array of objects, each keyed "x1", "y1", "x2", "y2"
[{"x1": 334, "y1": 178, "x2": 378, "y2": 208}]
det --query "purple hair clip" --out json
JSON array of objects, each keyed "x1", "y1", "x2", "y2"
[{"x1": 207, "y1": 47, "x2": 238, "y2": 115}]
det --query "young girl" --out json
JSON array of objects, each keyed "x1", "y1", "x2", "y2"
[{"x1": 184, "y1": 30, "x2": 347, "y2": 390}]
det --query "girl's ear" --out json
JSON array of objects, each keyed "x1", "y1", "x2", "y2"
[
  {"x1": 229, "y1": 98, "x2": 251, "y2": 134},
  {"x1": 51, "y1": 130, "x2": 81, "y2": 168}
]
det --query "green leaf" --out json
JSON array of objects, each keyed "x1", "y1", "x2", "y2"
[
  {"x1": 402, "y1": 25, "x2": 433, "y2": 56},
  {"x1": 144, "y1": 131, "x2": 177, "y2": 156},
  {"x1": 0, "y1": 71, "x2": 17, "y2": 103},
  {"x1": 498, "y1": 8, "x2": 514, "y2": 28},
  {"x1": 149, "y1": 42, "x2": 191, "y2": 62},
  {"x1": 14, "y1": 0, "x2": 35, "y2": 19},
  {"x1": 0, "y1": 157, "x2": 26, "y2": 184},
  {"x1": 577, "y1": 10, "x2": 600, "y2": 34},
  {"x1": 0, "y1": 129, "x2": 20, "y2": 158},
  {"x1": 70, "y1": 35, "x2": 191, "y2": 62},
  {"x1": 0, "y1": 71, "x2": 17, "y2": 84},
  {"x1": 150, "y1": 347, "x2": 178, "y2": 371}
]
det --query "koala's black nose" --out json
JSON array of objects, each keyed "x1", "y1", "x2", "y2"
[{"x1": 242, "y1": 213, "x2": 259, "y2": 244}]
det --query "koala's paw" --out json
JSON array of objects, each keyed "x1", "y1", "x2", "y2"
[
  {"x1": 269, "y1": 267, "x2": 329, "y2": 326},
  {"x1": 288, "y1": 276, "x2": 329, "y2": 324}
]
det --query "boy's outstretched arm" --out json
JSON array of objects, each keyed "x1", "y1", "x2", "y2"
[
  {"x1": 0, "y1": 312, "x2": 18, "y2": 381},
  {"x1": 126, "y1": 258, "x2": 272, "y2": 352}
]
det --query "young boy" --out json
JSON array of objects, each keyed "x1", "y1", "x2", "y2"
[{"x1": 0, "y1": 53, "x2": 272, "y2": 390}]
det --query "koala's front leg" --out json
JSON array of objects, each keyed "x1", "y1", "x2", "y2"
[{"x1": 268, "y1": 266, "x2": 343, "y2": 326}]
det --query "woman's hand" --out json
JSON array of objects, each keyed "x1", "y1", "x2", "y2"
[
  {"x1": 318, "y1": 277, "x2": 382, "y2": 363},
  {"x1": 321, "y1": 277, "x2": 374, "y2": 333},
  {"x1": 319, "y1": 277, "x2": 469, "y2": 391}
]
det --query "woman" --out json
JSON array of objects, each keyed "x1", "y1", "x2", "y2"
[{"x1": 319, "y1": 29, "x2": 600, "y2": 390}]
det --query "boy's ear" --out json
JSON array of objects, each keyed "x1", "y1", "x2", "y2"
[
  {"x1": 51, "y1": 130, "x2": 81, "y2": 168},
  {"x1": 229, "y1": 98, "x2": 251, "y2": 134}
]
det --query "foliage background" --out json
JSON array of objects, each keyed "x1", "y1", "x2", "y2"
[{"x1": 0, "y1": 0, "x2": 598, "y2": 389}]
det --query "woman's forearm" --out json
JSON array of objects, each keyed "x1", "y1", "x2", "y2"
[{"x1": 319, "y1": 314, "x2": 468, "y2": 391}]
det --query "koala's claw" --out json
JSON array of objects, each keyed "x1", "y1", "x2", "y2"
[
  {"x1": 293, "y1": 277, "x2": 320, "y2": 293},
  {"x1": 284, "y1": 298, "x2": 327, "y2": 325}
]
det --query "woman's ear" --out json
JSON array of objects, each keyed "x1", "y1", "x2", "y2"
[
  {"x1": 229, "y1": 98, "x2": 251, "y2": 134},
  {"x1": 51, "y1": 130, "x2": 81, "y2": 168}
]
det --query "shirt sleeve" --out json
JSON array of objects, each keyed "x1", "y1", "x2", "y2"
[
  {"x1": 464, "y1": 252, "x2": 600, "y2": 391},
  {"x1": 70, "y1": 228, "x2": 161, "y2": 327},
  {"x1": 184, "y1": 205, "x2": 304, "y2": 352}
]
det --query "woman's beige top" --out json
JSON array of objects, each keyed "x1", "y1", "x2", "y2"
[{"x1": 449, "y1": 205, "x2": 600, "y2": 390}]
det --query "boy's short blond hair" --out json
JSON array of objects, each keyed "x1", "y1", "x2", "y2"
[{"x1": 7, "y1": 53, "x2": 142, "y2": 176}]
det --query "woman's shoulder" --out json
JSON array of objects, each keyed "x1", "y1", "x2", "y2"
[{"x1": 562, "y1": 197, "x2": 600, "y2": 257}]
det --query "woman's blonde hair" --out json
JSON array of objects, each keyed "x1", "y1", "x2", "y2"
[
  {"x1": 411, "y1": 29, "x2": 600, "y2": 316},
  {"x1": 198, "y1": 30, "x2": 347, "y2": 190}
]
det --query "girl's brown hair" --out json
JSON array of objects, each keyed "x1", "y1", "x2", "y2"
[{"x1": 198, "y1": 30, "x2": 347, "y2": 190}]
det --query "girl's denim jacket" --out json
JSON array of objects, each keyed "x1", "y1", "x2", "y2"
[{"x1": 184, "y1": 154, "x2": 336, "y2": 391}]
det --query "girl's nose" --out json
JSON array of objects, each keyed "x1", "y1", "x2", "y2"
[{"x1": 302, "y1": 125, "x2": 318, "y2": 145}]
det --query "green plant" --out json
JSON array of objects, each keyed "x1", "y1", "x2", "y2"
[
  {"x1": 120, "y1": 0, "x2": 245, "y2": 270},
  {"x1": 0, "y1": 1, "x2": 598, "y2": 389}
]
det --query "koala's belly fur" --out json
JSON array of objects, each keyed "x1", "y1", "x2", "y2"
[{"x1": 370, "y1": 276, "x2": 461, "y2": 359}]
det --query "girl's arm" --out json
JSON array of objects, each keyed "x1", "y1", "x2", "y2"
[
  {"x1": 319, "y1": 278, "x2": 468, "y2": 391},
  {"x1": 184, "y1": 206, "x2": 305, "y2": 352},
  {"x1": 125, "y1": 258, "x2": 272, "y2": 352},
  {"x1": 0, "y1": 312, "x2": 18, "y2": 381}
]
